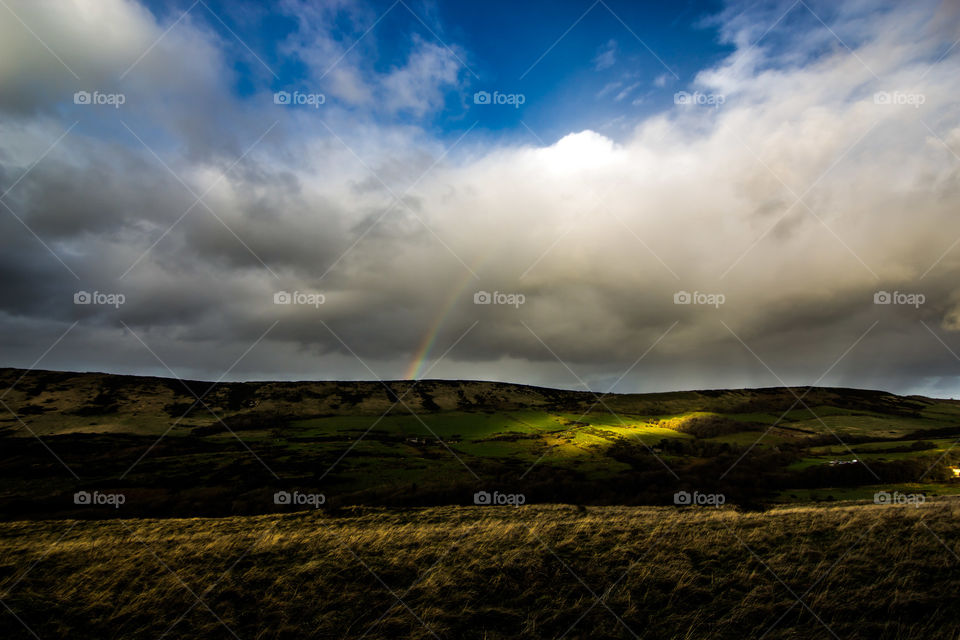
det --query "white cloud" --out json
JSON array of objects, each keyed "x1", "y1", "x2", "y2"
[
  {"x1": 381, "y1": 38, "x2": 462, "y2": 116},
  {"x1": 593, "y1": 39, "x2": 617, "y2": 70},
  {"x1": 279, "y1": 3, "x2": 462, "y2": 116},
  {"x1": 1, "y1": 0, "x2": 960, "y2": 395},
  {"x1": 596, "y1": 81, "x2": 623, "y2": 98},
  {"x1": 614, "y1": 82, "x2": 641, "y2": 102}
]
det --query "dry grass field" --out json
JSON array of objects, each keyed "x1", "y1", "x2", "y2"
[{"x1": 2, "y1": 499, "x2": 960, "y2": 639}]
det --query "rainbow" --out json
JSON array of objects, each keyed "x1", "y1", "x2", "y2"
[{"x1": 404, "y1": 256, "x2": 491, "y2": 380}]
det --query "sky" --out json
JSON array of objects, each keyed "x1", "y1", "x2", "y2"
[{"x1": 1, "y1": 0, "x2": 960, "y2": 397}]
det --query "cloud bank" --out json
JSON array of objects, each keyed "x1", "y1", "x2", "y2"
[{"x1": 1, "y1": 0, "x2": 960, "y2": 396}]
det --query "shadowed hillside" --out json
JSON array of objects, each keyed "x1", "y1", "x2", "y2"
[{"x1": 2, "y1": 368, "x2": 960, "y2": 518}]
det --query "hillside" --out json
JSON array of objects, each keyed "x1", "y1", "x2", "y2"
[
  {"x1": 2, "y1": 368, "x2": 960, "y2": 518},
  {"x1": 2, "y1": 368, "x2": 950, "y2": 435}
]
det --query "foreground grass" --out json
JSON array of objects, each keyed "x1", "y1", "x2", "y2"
[{"x1": 2, "y1": 501, "x2": 960, "y2": 639}]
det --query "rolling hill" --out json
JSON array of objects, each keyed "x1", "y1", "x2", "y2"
[{"x1": 2, "y1": 368, "x2": 960, "y2": 518}]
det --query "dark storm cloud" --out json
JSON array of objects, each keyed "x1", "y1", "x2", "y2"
[{"x1": 1, "y1": 0, "x2": 960, "y2": 396}]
